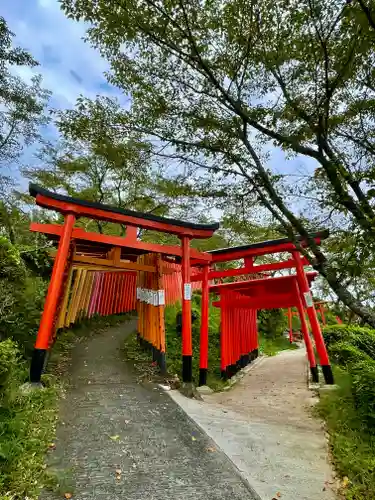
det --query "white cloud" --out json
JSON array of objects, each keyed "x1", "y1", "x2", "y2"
[{"x1": 4, "y1": 0, "x2": 122, "y2": 109}]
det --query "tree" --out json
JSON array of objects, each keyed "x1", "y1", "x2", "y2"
[
  {"x1": 0, "y1": 17, "x2": 50, "y2": 186},
  {"x1": 61, "y1": 0, "x2": 375, "y2": 324}
]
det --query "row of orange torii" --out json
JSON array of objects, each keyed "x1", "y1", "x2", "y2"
[{"x1": 28, "y1": 184, "x2": 334, "y2": 386}]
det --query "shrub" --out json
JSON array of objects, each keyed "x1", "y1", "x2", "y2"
[
  {"x1": 316, "y1": 367, "x2": 375, "y2": 499},
  {"x1": 351, "y1": 360, "x2": 375, "y2": 432},
  {"x1": 258, "y1": 308, "x2": 287, "y2": 338},
  {"x1": 329, "y1": 341, "x2": 372, "y2": 368},
  {"x1": 323, "y1": 324, "x2": 375, "y2": 360},
  {"x1": 0, "y1": 236, "x2": 26, "y2": 282},
  {"x1": 0, "y1": 339, "x2": 19, "y2": 390}
]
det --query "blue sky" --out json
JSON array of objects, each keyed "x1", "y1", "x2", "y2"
[
  {"x1": 3, "y1": 0, "x2": 126, "y2": 186},
  {"x1": 3, "y1": 0, "x2": 316, "y2": 216}
]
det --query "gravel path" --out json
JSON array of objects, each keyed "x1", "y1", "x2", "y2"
[{"x1": 41, "y1": 320, "x2": 259, "y2": 500}]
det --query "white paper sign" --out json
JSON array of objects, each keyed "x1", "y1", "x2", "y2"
[
  {"x1": 158, "y1": 290, "x2": 165, "y2": 306},
  {"x1": 184, "y1": 283, "x2": 192, "y2": 300},
  {"x1": 136, "y1": 287, "x2": 141, "y2": 300},
  {"x1": 304, "y1": 291, "x2": 313, "y2": 308}
]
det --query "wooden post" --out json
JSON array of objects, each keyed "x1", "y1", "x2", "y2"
[
  {"x1": 199, "y1": 264, "x2": 209, "y2": 386},
  {"x1": 287, "y1": 307, "x2": 293, "y2": 343},
  {"x1": 292, "y1": 250, "x2": 333, "y2": 384},
  {"x1": 156, "y1": 254, "x2": 166, "y2": 373},
  {"x1": 319, "y1": 304, "x2": 327, "y2": 326},
  {"x1": 294, "y1": 282, "x2": 319, "y2": 382},
  {"x1": 30, "y1": 213, "x2": 75, "y2": 383},
  {"x1": 181, "y1": 235, "x2": 192, "y2": 383}
]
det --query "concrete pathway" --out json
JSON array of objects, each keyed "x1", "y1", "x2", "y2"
[
  {"x1": 41, "y1": 320, "x2": 259, "y2": 500},
  {"x1": 170, "y1": 349, "x2": 336, "y2": 500}
]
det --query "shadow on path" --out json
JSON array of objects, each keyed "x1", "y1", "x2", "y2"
[{"x1": 41, "y1": 320, "x2": 259, "y2": 500}]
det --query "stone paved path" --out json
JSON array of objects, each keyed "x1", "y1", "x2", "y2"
[
  {"x1": 41, "y1": 320, "x2": 259, "y2": 500},
  {"x1": 170, "y1": 349, "x2": 336, "y2": 500}
]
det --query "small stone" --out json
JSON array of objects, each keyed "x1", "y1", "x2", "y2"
[{"x1": 196, "y1": 385, "x2": 214, "y2": 395}]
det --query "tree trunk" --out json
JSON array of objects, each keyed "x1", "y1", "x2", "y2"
[{"x1": 313, "y1": 258, "x2": 375, "y2": 328}]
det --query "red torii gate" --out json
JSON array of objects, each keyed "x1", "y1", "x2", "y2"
[
  {"x1": 193, "y1": 231, "x2": 334, "y2": 385},
  {"x1": 29, "y1": 183, "x2": 333, "y2": 386},
  {"x1": 28, "y1": 184, "x2": 218, "y2": 384},
  {"x1": 211, "y1": 273, "x2": 319, "y2": 382}
]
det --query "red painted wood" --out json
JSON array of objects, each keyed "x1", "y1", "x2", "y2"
[
  {"x1": 292, "y1": 250, "x2": 330, "y2": 366},
  {"x1": 199, "y1": 265, "x2": 209, "y2": 370},
  {"x1": 35, "y1": 214, "x2": 75, "y2": 349},
  {"x1": 34, "y1": 195, "x2": 217, "y2": 239},
  {"x1": 181, "y1": 236, "x2": 192, "y2": 357},
  {"x1": 210, "y1": 238, "x2": 322, "y2": 263},
  {"x1": 191, "y1": 257, "x2": 309, "y2": 282}
]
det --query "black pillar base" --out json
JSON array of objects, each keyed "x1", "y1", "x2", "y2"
[
  {"x1": 198, "y1": 368, "x2": 207, "y2": 386},
  {"x1": 221, "y1": 370, "x2": 228, "y2": 381},
  {"x1": 152, "y1": 346, "x2": 158, "y2": 363},
  {"x1": 226, "y1": 364, "x2": 237, "y2": 379},
  {"x1": 30, "y1": 348, "x2": 47, "y2": 383},
  {"x1": 159, "y1": 352, "x2": 167, "y2": 375},
  {"x1": 322, "y1": 364, "x2": 334, "y2": 384},
  {"x1": 310, "y1": 366, "x2": 319, "y2": 383},
  {"x1": 182, "y1": 355, "x2": 193, "y2": 383},
  {"x1": 241, "y1": 354, "x2": 250, "y2": 368}
]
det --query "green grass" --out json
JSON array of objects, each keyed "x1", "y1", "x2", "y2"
[
  {"x1": 0, "y1": 312, "x2": 134, "y2": 500},
  {"x1": 316, "y1": 366, "x2": 375, "y2": 499},
  {"x1": 259, "y1": 334, "x2": 298, "y2": 356},
  {"x1": 0, "y1": 352, "x2": 59, "y2": 500}
]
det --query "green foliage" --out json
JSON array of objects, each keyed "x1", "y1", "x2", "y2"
[
  {"x1": 320, "y1": 324, "x2": 375, "y2": 497},
  {"x1": 0, "y1": 235, "x2": 26, "y2": 281},
  {"x1": 317, "y1": 367, "x2": 375, "y2": 500},
  {"x1": 0, "y1": 339, "x2": 58, "y2": 499},
  {"x1": 0, "y1": 235, "x2": 48, "y2": 356},
  {"x1": 329, "y1": 341, "x2": 372, "y2": 367},
  {"x1": 323, "y1": 324, "x2": 375, "y2": 359},
  {"x1": 60, "y1": 0, "x2": 375, "y2": 326},
  {"x1": 258, "y1": 308, "x2": 287, "y2": 339},
  {"x1": 0, "y1": 17, "x2": 50, "y2": 174},
  {"x1": 351, "y1": 360, "x2": 375, "y2": 431},
  {"x1": 259, "y1": 335, "x2": 298, "y2": 357},
  {"x1": 0, "y1": 339, "x2": 19, "y2": 389}
]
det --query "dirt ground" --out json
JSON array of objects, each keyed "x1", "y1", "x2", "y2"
[
  {"x1": 211, "y1": 349, "x2": 320, "y2": 428},
  {"x1": 170, "y1": 348, "x2": 336, "y2": 500}
]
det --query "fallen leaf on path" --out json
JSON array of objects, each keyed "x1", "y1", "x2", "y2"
[
  {"x1": 191, "y1": 436, "x2": 196, "y2": 441},
  {"x1": 206, "y1": 447, "x2": 216, "y2": 452},
  {"x1": 64, "y1": 493, "x2": 72, "y2": 499},
  {"x1": 115, "y1": 469, "x2": 122, "y2": 474},
  {"x1": 110, "y1": 435, "x2": 120, "y2": 441},
  {"x1": 48, "y1": 443, "x2": 56, "y2": 450},
  {"x1": 124, "y1": 420, "x2": 130, "y2": 424}
]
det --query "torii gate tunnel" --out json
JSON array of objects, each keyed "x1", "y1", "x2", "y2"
[{"x1": 28, "y1": 184, "x2": 334, "y2": 386}]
